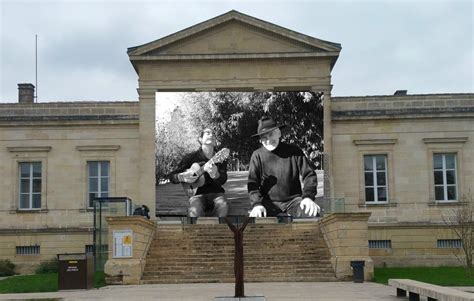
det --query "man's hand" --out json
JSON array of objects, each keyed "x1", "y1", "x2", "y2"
[
  {"x1": 204, "y1": 163, "x2": 219, "y2": 179},
  {"x1": 300, "y1": 198, "x2": 320, "y2": 217},
  {"x1": 178, "y1": 171, "x2": 199, "y2": 183},
  {"x1": 249, "y1": 205, "x2": 267, "y2": 217}
]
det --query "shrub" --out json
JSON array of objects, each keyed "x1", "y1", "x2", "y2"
[
  {"x1": 0, "y1": 259, "x2": 15, "y2": 276},
  {"x1": 35, "y1": 258, "x2": 58, "y2": 274}
]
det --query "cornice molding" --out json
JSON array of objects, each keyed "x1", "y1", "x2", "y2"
[
  {"x1": 353, "y1": 139, "x2": 398, "y2": 146},
  {"x1": 422, "y1": 137, "x2": 468, "y2": 144},
  {"x1": 76, "y1": 145, "x2": 121, "y2": 152},
  {"x1": 130, "y1": 51, "x2": 340, "y2": 62},
  {"x1": 332, "y1": 107, "x2": 474, "y2": 120},
  {"x1": 7, "y1": 146, "x2": 52, "y2": 153}
]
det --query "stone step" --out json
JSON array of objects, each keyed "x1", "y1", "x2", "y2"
[
  {"x1": 144, "y1": 250, "x2": 329, "y2": 255},
  {"x1": 145, "y1": 255, "x2": 330, "y2": 260},
  {"x1": 148, "y1": 248, "x2": 330, "y2": 254},
  {"x1": 152, "y1": 236, "x2": 326, "y2": 241},
  {"x1": 155, "y1": 227, "x2": 322, "y2": 231},
  {"x1": 150, "y1": 241, "x2": 327, "y2": 247},
  {"x1": 155, "y1": 228, "x2": 322, "y2": 233},
  {"x1": 144, "y1": 265, "x2": 334, "y2": 272},
  {"x1": 155, "y1": 232, "x2": 323, "y2": 236},
  {"x1": 141, "y1": 275, "x2": 337, "y2": 284},
  {"x1": 145, "y1": 256, "x2": 331, "y2": 263},
  {"x1": 142, "y1": 267, "x2": 335, "y2": 276},
  {"x1": 144, "y1": 262, "x2": 333, "y2": 268}
]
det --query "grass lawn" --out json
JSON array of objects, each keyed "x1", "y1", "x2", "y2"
[
  {"x1": 374, "y1": 266, "x2": 474, "y2": 286},
  {"x1": 0, "y1": 271, "x2": 106, "y2": 294}
]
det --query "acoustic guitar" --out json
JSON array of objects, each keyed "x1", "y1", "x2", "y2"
[{"x1": 181, "y1": 148, "x2": 230, "y2": 197}]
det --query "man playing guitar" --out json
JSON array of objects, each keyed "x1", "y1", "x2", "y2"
[{"x1": 169, "y1": 128, "x2": 229, "y2": 217}]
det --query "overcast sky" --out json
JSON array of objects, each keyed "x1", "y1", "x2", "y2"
[{"x1": 0, "y1": 0, "x2": 472, "y2": 103}]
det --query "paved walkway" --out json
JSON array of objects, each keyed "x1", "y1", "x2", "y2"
[{"x1": 0, "y1": 282, "x2": 402, "y2": 301}]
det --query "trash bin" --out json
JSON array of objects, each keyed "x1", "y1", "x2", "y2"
[
  {"x1": 350, "y1": 260, "x2": 365, "y2": 283},
  {"x1": 57, "y1": 253, "x2": 94, "y2": 290}
]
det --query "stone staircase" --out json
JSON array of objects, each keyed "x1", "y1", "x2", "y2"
[{"x1": 141, "y1": 220, "x2": 337, "y2": 284}]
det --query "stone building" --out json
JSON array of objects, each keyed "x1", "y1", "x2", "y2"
[
  {"x1": 0, "y1": 10, "x2": 473, "y2": 274},
  {"x1": 332, "y1": 93, "x2": 474, "y2": 266},
  {"x1": 0, "y1": 85, "x2": 141, "y2": 273}
]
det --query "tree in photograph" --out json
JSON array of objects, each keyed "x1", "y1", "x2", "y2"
[
  {"x1": 181, "y1": 92, "x2": 265, "y2": 169},
  {"x1": 176, "y1": 91, "x2": 324, "y2": 170},
  {"x1": 180, "y1": 92, "x2": 215, "y2": 132},
  {"x1": 443, "y1": 192, "x2": 474, "y2": 277},
  {"x1": 209, "y1": 92, "x2": 265, "y2": 169},
  {"x1": 155, "y1": 106, "x2": 198, "y2": 183},
  {"x1": 265, "y1": 91, "x2": 324, "y2": 168}
]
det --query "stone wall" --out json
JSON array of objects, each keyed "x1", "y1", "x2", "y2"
[
  {"x1": 0, "y1": 229, "x2": 92, "y2": 274},
  {"x1": 368, "y1": 224, "x2": 464, "y2": 267},
  {"x1": 0, "y1": 101, "x2": 139, "y2": 120}
]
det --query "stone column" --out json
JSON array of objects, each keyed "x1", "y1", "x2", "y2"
[
  {"x1": 137, "y1": 87, "x2": 156, "y2": 219},
  {"x1": 324, "y1": 89, "x2": 334, "y2": 199},
  {"x1": 313, "y1": 85, "x2": 334, "y2": 199}
]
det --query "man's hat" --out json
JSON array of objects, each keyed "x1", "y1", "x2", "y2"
[{"x1": 252, "y1": 117, "x2": 285, "y2": 137}]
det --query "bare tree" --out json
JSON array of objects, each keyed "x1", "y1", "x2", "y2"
[{"x1": 443, "y1": 192, "x2": 474, "y2": 277}]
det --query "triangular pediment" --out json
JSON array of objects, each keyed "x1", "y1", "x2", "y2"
[
  {"x1": 144, "y1": 20, "x2": 323, "y2": 56},
  {"x1": 128, "y1": 10, "x2": 341, "y2": 59}
]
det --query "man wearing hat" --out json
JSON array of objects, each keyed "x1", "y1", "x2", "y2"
[{"x1": 248, "y1": 117, "x2": 320, "y2": 218}]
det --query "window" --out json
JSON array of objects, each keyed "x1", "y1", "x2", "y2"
[
  {"x1": 433, "y1": 153, "x2": 457, "y2": 201},
  {"x1": 85, "y1": 244, "x2": 94, "y2": 254},
  {"x1": 88, "y1": 161, "x2": 110, "y2": 208},
  {"x1": 18, "y1": 162, "x2": 42, "y2": 209},
  {"x1": 437, "y1": 239, "x2": 462, "y2": 249},
  {"x1": 16, "y1": 245, "x2": 40, "y2": 255},
  {"x1": 369, "y1": 240, "x2": 392, "y2": 249},
  {"x1": 364, "y1": 155, "x2": 388, "y2": 203}
]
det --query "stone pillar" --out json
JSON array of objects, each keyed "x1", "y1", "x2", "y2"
[
  {"x1": 104, "y1": 216, "x2": 155, "y2": 285},
  {"x1": 137, "y1": 87, "x2": 156, "y2": 219},
  {"x1": 319, "y1": 212, "x2": 374, "y2": 281},
  {"x1": 314, "y1": 85, "x2": 334, "y2": 199}
]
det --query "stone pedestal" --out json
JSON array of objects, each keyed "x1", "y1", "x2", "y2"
[
  {"x1": 319, "y1": 212, "x2": 374, "y2": 281},
  {"x1": 104, "y1": 216, "x2": 155, "y2": 284}
]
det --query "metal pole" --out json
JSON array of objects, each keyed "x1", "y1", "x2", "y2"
[
  {"x1": 224, "y1": 217, "x2": 251, "y2": 298},
  {"x1": 35, "y1": 34, "x2": 38, "y2": 102}
]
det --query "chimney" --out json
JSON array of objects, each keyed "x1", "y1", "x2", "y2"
[
  {"x1": 394, "y1": 90, "x2": 407, "y2": 96},
  {"x1": 18, "y1": 83, "x2": 35, "y2": 104}
]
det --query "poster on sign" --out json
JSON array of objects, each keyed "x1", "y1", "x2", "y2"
[{"x1": 113, "y1": 230, "x2": 133, "y2": 258}]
